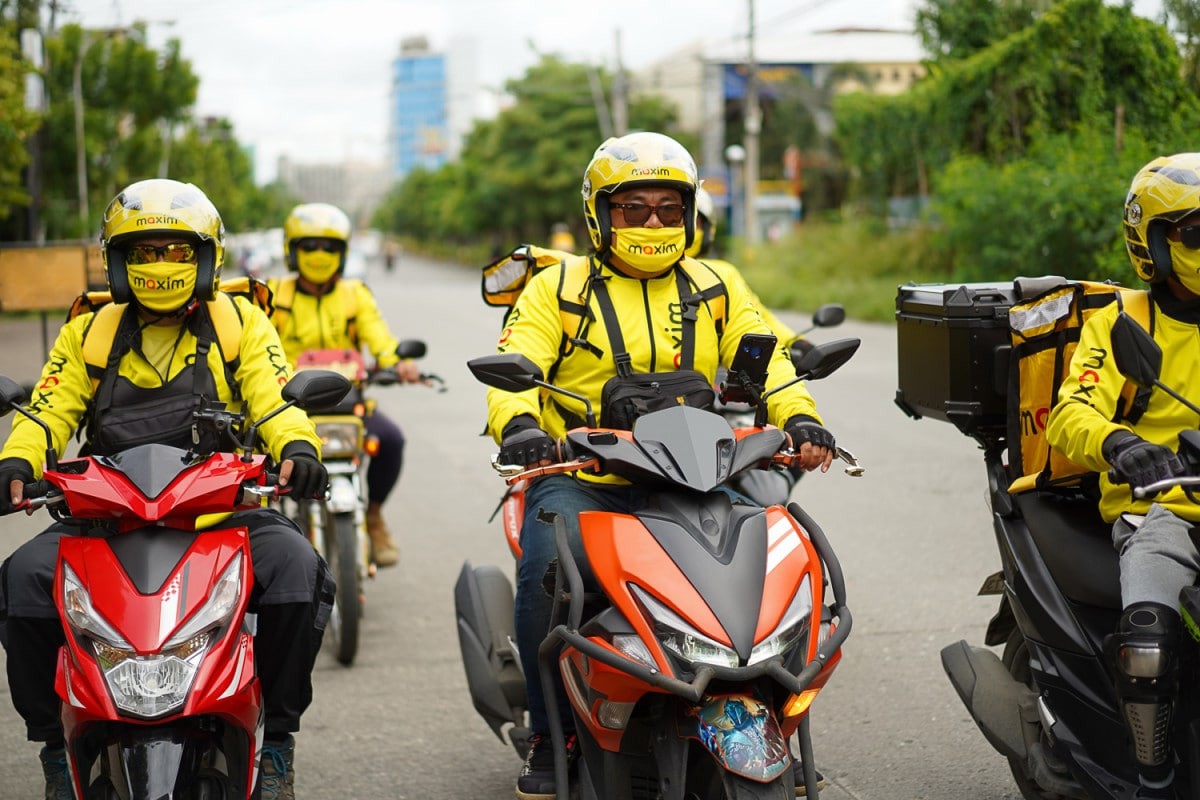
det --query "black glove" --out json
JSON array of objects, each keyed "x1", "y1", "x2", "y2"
[
  {"x1": 784, "y1": 415, "x2": 836, "y2": 452},
  {"x1": 0, "y1": 457, "x2": 34, "y2": 515},
  {"x1": 499, "y1": 415, "x2": 557, "y2": 467},
  {"x1": 280, "y1": 442, "x2": 328, "y2": 500},
  {"x1": 1103, "y1": 431, "x2": 1184, "y2": 492}
]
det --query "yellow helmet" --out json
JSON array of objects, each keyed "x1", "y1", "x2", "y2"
[
  {"x1": 1124, "y1": 153, "x2": 1200, "y2": 283},
  {"x1": 686, "y1": 185, "x2": 717, "y2": 258},
  {"x1": 581, "y1": 131, "x2": 698, "y2": 254},
  {"x1": 101, "y1": 179, "x2": 224, "y2": 304},
  {"x1": 284, "y1": 203, "x2": 352, "y2": 274}
]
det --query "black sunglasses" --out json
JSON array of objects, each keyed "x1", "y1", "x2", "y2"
[
  {"x1": 1178, "y1": 224, "x2": 1200, "y2": 250},
  {"x1": 297, "y1": 239, "x2": 343, "y2": 253},
  {"x1": 610, "y1": 202, "x2": 686, "y2": 227}
]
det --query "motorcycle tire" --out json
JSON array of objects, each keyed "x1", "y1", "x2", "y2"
[
  {"x1": 1001, "y1": 629, "x2": 1083, "y2": 800},
  {"x1": 324, "y1": 508, "x2": 362, "y2": 666},
  {"x1": 716, "y1": 771, "x2": 793, "y2": 799}
]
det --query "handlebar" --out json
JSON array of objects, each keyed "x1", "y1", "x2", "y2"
[
  {"x1": 1130, "y1": 475, "x2": 1200, "y2": 500},
  {"x1": 490, "y1": 439, "x2": 864, "y2": 483},
  {"x1": 366, "y1": 369, "x2": 447, "y2": 393}
]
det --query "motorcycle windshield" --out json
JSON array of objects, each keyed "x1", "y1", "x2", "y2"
[
  {"x1": 692, "y1": 693, "x2": 790, "y2": 782},
  {"x1": 630, "y1": 406, "x2": 736, "y2": 492},
  {"x1": 97, "y1": 443, "x2": 200, "y2": 500}
]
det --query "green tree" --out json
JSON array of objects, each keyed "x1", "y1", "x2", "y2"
[
  {"x1": 374, "y1": 54, "x2": 682, "y2": 249},
  {"x1": 1164, "y1": 0, "x2": 1200, "y2": 93},
  {"x1": 0, "y1": 20, "x2": 39, "y2": 224},
  {"x1": 915, "y1": 0, "x2": 1046, "y2": 61},
  {"x1": 31, "y1": 23, "x2": 198, "y2": 239}
]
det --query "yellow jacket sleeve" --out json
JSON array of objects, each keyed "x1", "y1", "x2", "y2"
[
  {"x1": 348, "y1": 281, "x2": 401, "y2": 368},
  {"x1": 1045, "y1": 305, "x2": 1129, "y2": 475},
  {"x1": 230, "y1": 297, "x2": 321, "y2": 461},
  {"x1": 1046, "y1": 300, "x2": 1200, "y2": 521},
  {"x1": 0, "y1": 315, "x2": 94, "y2": 477}
]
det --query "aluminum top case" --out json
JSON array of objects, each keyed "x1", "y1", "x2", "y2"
[{"x1": 895, "y1": 282, "x2": 1018, "y2": 438}]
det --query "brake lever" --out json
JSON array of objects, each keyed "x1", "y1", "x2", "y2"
[{"x1": 837, "y1": 446, "x2": 865, "y2": 477}]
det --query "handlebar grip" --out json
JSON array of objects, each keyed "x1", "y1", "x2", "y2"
[{"x1": 1107, "y1": 468, "x2": 1127, "y2": 485}]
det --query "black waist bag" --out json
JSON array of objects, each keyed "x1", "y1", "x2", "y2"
[{"x1": 600, "y1": 369, "x2": 715, "y2": 430}]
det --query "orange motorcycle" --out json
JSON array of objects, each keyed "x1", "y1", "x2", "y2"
[{"x1": 456, "y1": 335, "x2": 863, "y2": 799}]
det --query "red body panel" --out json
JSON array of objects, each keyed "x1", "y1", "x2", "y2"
[
  {"x1": 49, "y1": 453, "x2": 266, "y2": 530},
  {"x1": 38, "y1": 451, "x2": 268, "y2": 798}
]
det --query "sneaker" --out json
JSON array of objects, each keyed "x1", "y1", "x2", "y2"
[
  {"x1": 515, "y1": 732, "x2": 577, "y2": 800},
  {"x1": 366, "y1": 506, "x2": 399, "y2": 567},
  {"x1": 791, "y1": 758, "x2": 826, "y2": 797},
  {"x1": 39, "y1": 745, "x2": 73, "y2": 800},
  {"x1": 259, "y1": 735, "x2": 296, "y2": 800}
]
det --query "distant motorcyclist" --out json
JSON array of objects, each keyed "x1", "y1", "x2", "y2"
[
  {"x1": 0, "y1": 179, "x2": 330, "y2": 800},
  {"x1": 1046, "y1": 152, "x2": 1200, "y2": 799},
  {"x1": 267, "y1": 203, "x2": 421, "y2": 568},
  {"x1": 486, "y1": 131, "x2": 837, "y2": 799}
]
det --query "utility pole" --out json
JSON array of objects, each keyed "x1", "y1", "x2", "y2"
[
  {"x1": 743, "y1": 0, "x2": 761, "y2": 245},
  {"x1": 612, "y1": 30, "x2": 628, "y2": 136},
  {"x1": 586, "y1": 65, "x2": 614, "y2": 140}
]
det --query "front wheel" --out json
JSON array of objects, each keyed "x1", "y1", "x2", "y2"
[
  {"x1": 323, "y1": 508, "x2": 362, "y2": 665},
  {"x1": 717, "y1": 772, "x2": 793, "y2": 799}
]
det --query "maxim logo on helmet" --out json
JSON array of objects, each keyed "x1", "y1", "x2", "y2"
[
  {"x1": 630, "y1": 167, "x2": 671, "y2": 177},
  {"x1": 626, "y1": 241, "x2": 680, "y2": 256},
  {"x1": 137, "y1": 215, "x2": 180, "y2": 226},
  {"x1": 131, "y1": 275, "x2": 187, "y2": 291}
]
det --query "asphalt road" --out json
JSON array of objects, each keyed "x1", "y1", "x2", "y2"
[{"x1": 0, "y1": 252, "x2": 1022, "y2": 799}]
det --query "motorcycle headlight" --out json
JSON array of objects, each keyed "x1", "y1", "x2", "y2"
[
  {"x1": 316, "y1": 420, "x2": 362, "y2": 459},
  {"x1": 631, "y1": 585, "x2": 740, "y2": 669},
  {"x1": 63, "y1": 554, "x2": 244, "y2": 719},
  {"x1": 747, "y1": 575, "x2": 812, "y2": 665}
]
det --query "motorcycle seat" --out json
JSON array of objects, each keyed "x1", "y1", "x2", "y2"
[{"x1": 1014, "y1": 491, "x2": 1120, "y2": 610}]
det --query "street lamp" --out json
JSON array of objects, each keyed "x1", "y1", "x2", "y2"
[{"x1": 724, "y1": 143, "x2": 746, "y2": 241}]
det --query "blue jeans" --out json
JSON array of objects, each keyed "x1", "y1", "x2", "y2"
[{"x1": 515, "y1": 475, "x2": 650, "y2": 737}]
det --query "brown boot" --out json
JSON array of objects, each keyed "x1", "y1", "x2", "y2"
[{"x1": 366, "y1": 502, "x2": 399, "y2": 567}]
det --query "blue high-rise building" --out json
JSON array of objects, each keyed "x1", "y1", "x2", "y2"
[{"x1": 389, "y1": 37, "x2": 448, "y2": 180}]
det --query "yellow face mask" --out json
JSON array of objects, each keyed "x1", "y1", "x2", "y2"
[
  {"x1": 126, "y1": 262, "x2": 198, "y2": 313},
  {"x1": 1169, "y1": 239, "x2": 1200, "y2": 295},
  {"x1": 297, "y1": 249, "x2": 341, "y2": 284},
  {"x1": 610, "y1": 227, "x2": 686, "y2": 278}
]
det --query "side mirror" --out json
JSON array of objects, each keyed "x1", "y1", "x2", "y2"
[
  {"x1": 0, "y1": 375, "x2": 25, "y2": 414},
  {"x1": 396, "y1": 339, "x2": 427, "y2": 360},
  {"x1": 282, "y1": 369, "x2": 353, "y2": 412},
  {"x1": 811, "y1": 303, "x2": 845, "y2": 329},
  {"x1": 795, "y1": 337, "x2": 861, "y2": 381},
  {"x1": 1110, "y1": 312, "x2": 1161, "y2": 388},
  {"x1": 468, "y1": 353, "x2": 544, "y2": 392}
]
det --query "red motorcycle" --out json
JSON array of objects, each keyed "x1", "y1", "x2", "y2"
[
  {"x1": 0, "y1": 369, "x2": 349, "y2": 800},
  {"x1": 456, "y1": 336, "x2": 863, "y2": 799}
]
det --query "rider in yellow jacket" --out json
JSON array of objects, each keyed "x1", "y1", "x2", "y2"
[
  {"x1": 489, "y1": 132, "x2": 837, "y2": 800},
  {"x1": 1, "y1": 293, "x2": 316, "y2": 472},
  {"x1": 1046, "y1": 153, "x2": 1200, "y2": 798},
  {"x1": 267, "y1": 203, "x2": 420, "y2": 567},
  {"x1": 0, "y1": 179, "x2": 327, "y2": 800}
]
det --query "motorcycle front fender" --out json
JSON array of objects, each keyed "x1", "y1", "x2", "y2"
[
  {"x1": 691, "y1": 693, "x2": 790, "y2": 782},
  {"x1": 326, "y1": 473, "x2": 360, "y2": 514}
]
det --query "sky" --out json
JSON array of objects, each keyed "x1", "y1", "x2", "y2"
[{"x1": 61, "y1": 0, "x2": 1164, "y2": 184}]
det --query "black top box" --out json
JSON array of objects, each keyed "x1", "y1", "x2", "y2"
[{"x1": 895, "y1": 282, "x2": 1018, "y2": 437}]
